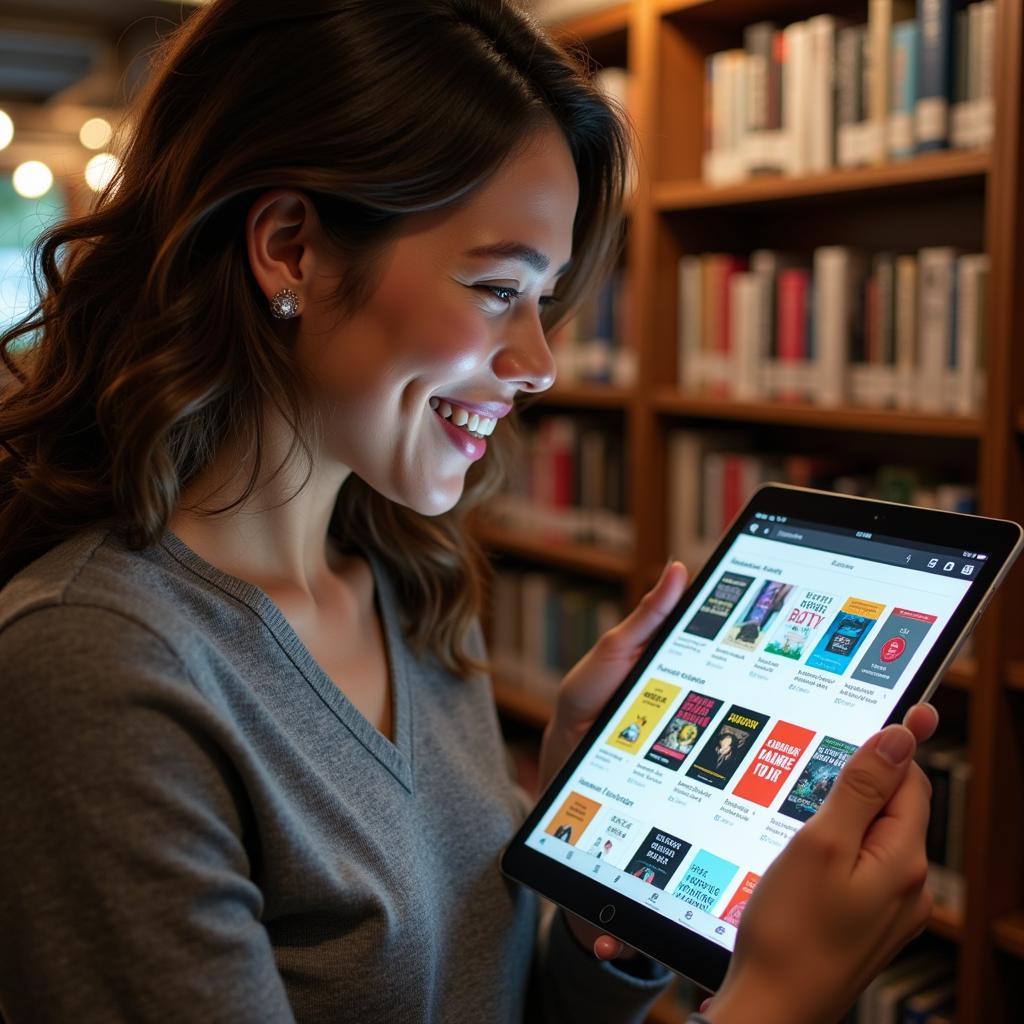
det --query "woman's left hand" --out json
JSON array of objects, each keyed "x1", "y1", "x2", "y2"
[{"x1": 538, "y1": 559, "x2": 688, "y2": 962}]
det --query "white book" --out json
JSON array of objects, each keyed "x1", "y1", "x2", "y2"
[
  {"x1": 677, "y1": 255, "x2": 703, "y2": 390},
  {"x1": 729, "y1": 272, "x2": 764, "y2": 401},
  {"x1": 814, "y1": 246, "x2": 866, "y2": 406},
  {"x1": 894, "y1": 255, "x2": 918, "y2": 409},
  {"x1": 520, "y1": 572, "x2": 550, "y2": 678},
  {"x1": 806, "y1": 16, "x2": 839, "y2": 173},
  {"x1": 867, "y1": 1, "x2": 893, "y2": 165},
  {"x1": 783, "y1": 21, "x2": 811, "y2": 176},
  {"x1": 978, "y1": 1, "x2": 996, "y2": 147},
  {"x1": 668, "y1": 431, "x2": 737, "y2": 567},
  {"x1": 954, "y1": 253, "x2": 989, "y2": 415},
  {"x1": 916, "y1": 247, "x2": 959, "y2": 413}
]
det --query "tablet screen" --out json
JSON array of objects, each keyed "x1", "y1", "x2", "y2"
[{"x1": 520, "y1": 510, "x2": 987, "y2": 953}]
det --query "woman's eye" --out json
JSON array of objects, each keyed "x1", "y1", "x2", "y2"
[{"x1": 481, "y1": 285, "x2": 520, "y2": 306}]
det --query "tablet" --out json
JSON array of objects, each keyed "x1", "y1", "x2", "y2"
[{"x1": 501, "y1": 484, "x2": 1022, "y2": 990}]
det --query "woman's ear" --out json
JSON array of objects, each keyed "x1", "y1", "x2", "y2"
[{"x1": 245, "y1": 189, "x2": 322, "y2": 305}]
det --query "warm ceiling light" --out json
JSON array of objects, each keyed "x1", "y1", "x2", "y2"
[
  {"x1": 0, "y1": 110, "x2": 13, "y2": 151},
  {"x1": 79, "y1": 116, "x2": 112, "y2": 150},
  {"x1": 13, "y1": 160, "x2": 53, "y2": 198},
  {"x1": 85, "y1": 152, "x2": 119, "y2": 192}
]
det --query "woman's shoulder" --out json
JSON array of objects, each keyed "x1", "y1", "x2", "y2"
[{"x1": 0, "y1": 527, "x2": 209, "y2": 681}]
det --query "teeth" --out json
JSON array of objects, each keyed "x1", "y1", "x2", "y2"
[{"x1": 431, "y1": 398, "x2": 498, "y2": 439}]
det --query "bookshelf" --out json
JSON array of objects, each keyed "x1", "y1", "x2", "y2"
[{"x1": 480, "y1": 2, "x2": 1024, "y2": 1021}]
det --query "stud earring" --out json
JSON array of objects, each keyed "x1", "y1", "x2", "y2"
[{"x1": 269, "y1": 288, "x2": 301, "y2": 319}]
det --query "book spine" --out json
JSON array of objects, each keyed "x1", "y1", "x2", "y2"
[
  {"x1": 814, "y1": 246, "x2": 863, "y2": 406},
  {"x1": 915, "y1": 0, "x2": 955, "y2": 151},
  {"x1": 837, "y1": 25, "x2": 866, "y2": 168},
  {"x1": 889, "y1": 20, "x2": 918, "y2": 159},
  {"x1": 678, "y1": 255, "x2": 703, "y2": 390},
  {"x1": 867, "y1": 0, "x2": 893, "y2": 164},
  {"x1": 917, "y1": 247, "x2": 957, "y2": 412},
  {"x1": 895, "y1": 254, "x2": 918, "y2": 409},
  {"x1": 807, "y1": 16, "x2": 838, "y2": 172},
  {"x1": 954, "y1": 253, "x2": 989, "y2": 416}
]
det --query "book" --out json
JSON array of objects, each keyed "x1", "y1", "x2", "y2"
[
  {"x1": 731, "y1": 720, "x2": 817, "y2": 807},
  {"x1": 868, "y1": 1, "x2": 916, "y2": 162},
  {"x1": 624, "y1": 828, "x2": 691, "y2": 889},
  {"x1": 671, "y1": 848, "x2": 740, "y2": 914},
  {"x1": 684, "y1": 570, "x2": 756, "y2": 642},
  {"x1": 850, "y1": 606, "x2": 938, "y2": 689},
  {"x1": 779, "y1": 736, "x2": 859, "y2": 821},
  {"x1": 889, "y1": 19, "x2": 919, "y2": 159},
  {"x1": 686, "y1": 703, "x2": 769, "y2": 790},
  {"x1": 545, "y1": 790, "x2": 603, "y2": 846},
  {"x1": 644, "y1": 690, "x2": 725, "y2": 772},
  {"x1": 579, "y1": 807, "x2": 643, "y2": 869},
  {"x1": 718, "y1": 869, "x2": 760, "y2": 926},
  {"x1": 607, "y1": 679, "x2": 682, "y2": 755},
  {"x1": 915, "y1": 0, "x2": 956, "y2": 151},
  {"x1": 917, "y1": 246, "x2": 959, "y2": 413},
  {"x1": 806, "y1": 596, "x2": 886, "y2": 675},
  {"x1": 763, "y1": 588, "x2": 838, "y2": 660},
  {"x1": 722, "y1": 579, "x2": 796, "y2": 652}
]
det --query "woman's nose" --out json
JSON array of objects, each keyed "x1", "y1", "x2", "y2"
[{"x1": 492, "y1": 315, "x2": 557, "y2": 393}]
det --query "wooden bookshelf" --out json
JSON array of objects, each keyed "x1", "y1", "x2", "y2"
[
  {"x1": 652, "y1": 391, "x2": 985, "y2": 438},
  {"x1": 492, "y1": 677, "x2": 555, "y2": 729},
  {"x1": 482, "y1": 4, "x2": 1024, "y2": 1022},
  {"x1": 475, "y1": 520, "x2": 633, "y2": 579},
  {"x1": 655, "y1": 149, "x2": 990, "y2": 211},
  {"x1": 993, "y1": 912, "x2": 1024, "y2": 958}
]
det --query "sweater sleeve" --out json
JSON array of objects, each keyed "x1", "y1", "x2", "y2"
[{"x1": 0, "y1": 605, "x2": 296, "y2": 1024}]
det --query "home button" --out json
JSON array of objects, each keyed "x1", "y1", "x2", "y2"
[{"x1": 599, "y1": 904, "x2": 616, "y2": 924}]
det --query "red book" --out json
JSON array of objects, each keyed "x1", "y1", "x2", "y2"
[
  {"x1": 777, "y1": 269, "x2": 810, "y2": 364},
  {"x1": 722, "y1": 455, "x2": 745, "y2": 526}
]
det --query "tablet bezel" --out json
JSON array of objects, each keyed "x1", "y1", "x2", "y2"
[{"x1": 500, "y1": 483, "x2": 1023, "y2": 990}]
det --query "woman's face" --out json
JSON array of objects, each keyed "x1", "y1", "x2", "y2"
[{"x1": 296, "y1": 125, "x2": 578, "y2": 515}]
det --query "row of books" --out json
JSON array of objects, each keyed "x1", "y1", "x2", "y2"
[
  {"x1": 488, "y1": 568, "x2": 622, "y2": 697},
  {"x1": 918, "y1": 739, "x2": 970, "y2": 916},
  {"x1": 677, "y1": 247, "x2": 988, "y2": 413},
  {"x1": 549, "y1": 265, "x2": 637, "y2": 387},
  {"x1": 704, "y1": 1, "x2": 995, "y2": 185},
  {"x1": 667, "y1": 431, "x2": 977, "y2": 568},
  {"x1": 486, "y1": 415, "x2": 634, "y2": 551},
  {"x1": 849, "y1": 950, "x2": 956, "y2": 1024}
]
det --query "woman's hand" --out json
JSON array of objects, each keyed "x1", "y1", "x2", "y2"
[
  {"x1": 538, "y1": 559, "x2": 687, "y2": 962},
  {"x1": 700, "y1": 704, "x2": 940, "y2": 1024},
  {"x1": 538, "y1": 559, "x2": 688, "y2": 791}
]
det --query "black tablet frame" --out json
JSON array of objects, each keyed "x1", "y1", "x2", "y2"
[{"x1": 500, "y1": 483, "x2": 1023, "y2": 990}]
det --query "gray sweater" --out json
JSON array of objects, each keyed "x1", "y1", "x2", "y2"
[{"x1": 0, "y1": 527, "x2": 677, "y2": 1023}]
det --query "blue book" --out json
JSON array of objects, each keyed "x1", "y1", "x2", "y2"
[
  {"x1": 915, "y1": 0, "x2": 955, "y2": 151},
  {"x1": 889, "y1": 20, "x2": 918, "y2": 159}
]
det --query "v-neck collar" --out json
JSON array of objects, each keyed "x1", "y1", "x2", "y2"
[{"x1": 157, "y1": 528, "x2": 414, "y2": 791}]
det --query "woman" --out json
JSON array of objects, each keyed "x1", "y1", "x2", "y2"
[{"x1": 0, "y1": 2, "x2": 936, "y2": 1022}]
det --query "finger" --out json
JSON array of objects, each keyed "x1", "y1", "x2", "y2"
[
  {"x1": 811, "y1": 725, "x2": 917, "y2": 850},
  {"x1": 902, "y1": 703, "x2": 939, "y2": 745},
  {"x1": 593, "y1": 934, "x2": 623, "y2": 960},
  {"x1": 699, "y1": 997, "x2": 714, "y2": 1013},
  {"x1": 609, "y1": 561, "x2": 687, "y2": 649},
  {"x1": 859, "y1": 761, "x2": 932, "y2": 868}
]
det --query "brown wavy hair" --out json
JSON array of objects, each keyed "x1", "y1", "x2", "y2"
[{"x1": 0, "y1": 0, "x2": 629, "y2": 676}]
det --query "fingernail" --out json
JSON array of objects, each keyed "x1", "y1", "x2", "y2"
[{"x1": 876, "y1": 726, "x2": 914, "y2": 765}]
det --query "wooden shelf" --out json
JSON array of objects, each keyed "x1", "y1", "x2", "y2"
[
  {"x1": 475, "y1": 521, "x2": 633, "y2": 580},
  {"x1": 943, "y1": 657, "x2": 977, "y2": 692},
  {"x1": 993, "y1": 913, "x2": 1024, "y2": 958},
  {"x1": 928, "y1": 903, "x2": 964, "y2": 943},
  {"x1": 493, "y1": 678, "x2": 554, "y2": 729},
  {"x1": 652, "y1": 390, "x2": 983, "y2": 438},
  {"x1": 550, "y1": 2, "x2": 630, "y2": 41},
  {"x1": 1005, "y1": 661, "x2": 1024, "y2": 691},
  {"x1": 533, "y1": 384, "x2": 632, "y2": 410},
  {"x1": 654, "y1": 151, "x2": 990, "y2": 212}
]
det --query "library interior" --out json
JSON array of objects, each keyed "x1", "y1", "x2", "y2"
[{"x1": 1, "y1": 1, "x2": 1023, "y2": 1023}]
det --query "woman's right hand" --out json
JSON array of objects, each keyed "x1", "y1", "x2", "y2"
[{"x1": 702, "y1": 708, "x2": 937, "y2": 1024}]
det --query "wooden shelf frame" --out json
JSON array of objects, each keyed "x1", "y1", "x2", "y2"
[{"x1": 474, "y1": 520, "x2": 634, "y2": 580}]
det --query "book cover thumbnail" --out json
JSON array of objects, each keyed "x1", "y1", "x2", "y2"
[
  {"x1": 719, "y1": 870, "x2": 760, "y2": 927},
  {"x1": 805, "y1": 597, "x2": 886, "y2": 675},
  {"x1": 644, "y1": 690, "x2": 724, "y2": 771},
  {"x1": 606, "y1": 679, "x2": 682, "y2": 755},
  {"x1": 722, "y1": 579, "x2": 796, "y2": 652},
  {"x1": 624, "y1": 828, "x2": 691, "y2": 889},
  {"x1": 851, "y1": 607, "x2": 938, "y2": 689},
  {"x1": 684, "y1": 572, "x2": 756, "y2": 641},
  {"x1": 763, "y1": 589, "x2": 837, "y2": 660},
  {"x1": 731, "y1": 720, "x2": 817, "y2": 807},
  {"x1": 580, "y1": 809, "x2": 642, "y2": 869},
  {"x1": 779, "y1": 736, "x2": 859, "y2": 822},
  {"x1": 672, "y1": 848, "x2": 740, "y2": 914},
  {"x1": 686, "y1": 703, "x2": 769, "y2": 790},
  {"x1": 544, "y1": 790, "x2": 602, "y2": 846}
]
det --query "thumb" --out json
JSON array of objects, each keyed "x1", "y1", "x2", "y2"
[{"x1": 812, "y1": 725, "x2": 916, "y2": 844}]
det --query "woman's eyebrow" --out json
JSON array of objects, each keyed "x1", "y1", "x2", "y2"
[{"x1": 465, "y1": 241, "x2": 572, "y2": 276}]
